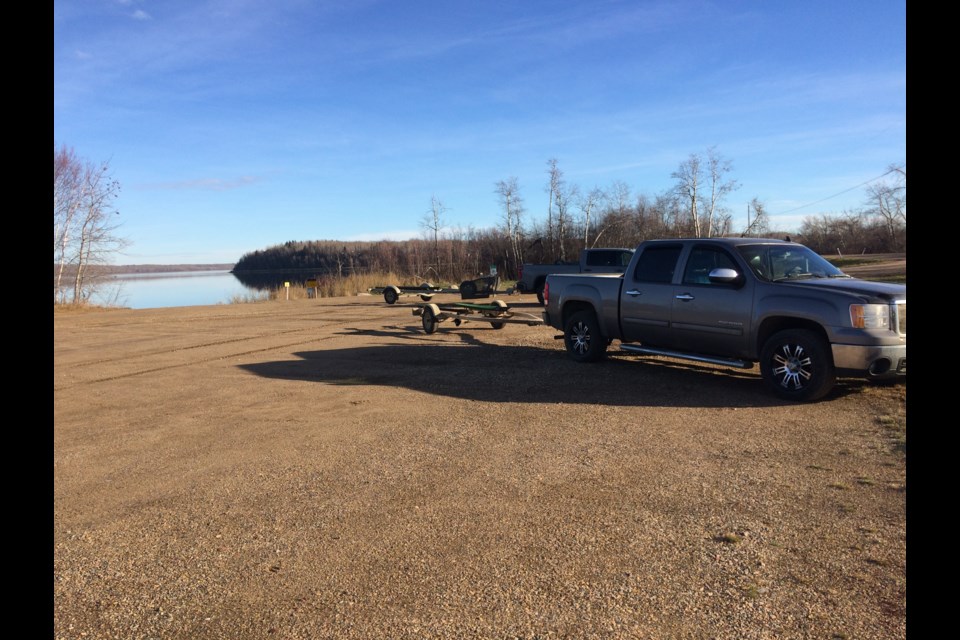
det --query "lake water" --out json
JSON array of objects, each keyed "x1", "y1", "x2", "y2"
[{"x1": 97, "y1": 271, "x2": 260, "y2": 310}]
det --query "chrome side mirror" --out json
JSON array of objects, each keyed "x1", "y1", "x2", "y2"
[{"x1": 708, "y1": 268, "x2": 741, "y2": 284}]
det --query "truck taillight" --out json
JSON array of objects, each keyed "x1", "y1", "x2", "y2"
[{"x1": 543, "y1": 281, "x2": 549, "y2": 305}]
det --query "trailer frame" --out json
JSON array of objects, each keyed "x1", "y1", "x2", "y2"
[{"x1": 412, "y1": 299, "x2": 544, "y2": 334}]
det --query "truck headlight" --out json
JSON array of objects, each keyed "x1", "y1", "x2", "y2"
[{"x1": 850, "y1": 304, "x2": 890, "y2": 330}]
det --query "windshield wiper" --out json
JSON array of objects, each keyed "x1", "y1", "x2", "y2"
[{"x1": 773, "y1": 272, "x2": 817, "y2": 282}]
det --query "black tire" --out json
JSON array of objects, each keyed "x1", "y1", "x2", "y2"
[
  {"x1": 563, "y1": 310, "x2": 607, "y2": 362},
  {"x1": 535, "y1": 279, "x2": 546, "y2": 305},
  {"x1": 383, "y1": 288, "x2": 399, "y2": 305},
  {"x1": 759, "y1": 329, "x2": 836, "y2": 401},
  {"x1": 460, "y1": 281, "x2": 477, "y2": 299},
  {"x1": 488, "y1": 299, "x2": 507, "y2": 329},
  {"x1": 421, "y1": 307, "x2": 438, "y2": 334},
  {"x1": 420, "y1": 294, "x2": 433, "y2": 301}
]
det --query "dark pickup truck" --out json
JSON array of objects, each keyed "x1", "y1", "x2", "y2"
[
  {"x1": 542, "y1": 237, "x2": 906, "y2": 401},
  {"x1": 516, "y1": 248, "x2": 634, "y2": 304}
]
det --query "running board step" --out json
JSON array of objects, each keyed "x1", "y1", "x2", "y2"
[{"x1": 619, "y1": 344, "x2": 754, "y2": 369}]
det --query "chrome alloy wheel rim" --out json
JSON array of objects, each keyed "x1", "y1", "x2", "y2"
[
  {"x1": 571, "y1": 322, "x2": 591, "y2": 354},
  {"x1": 772, "y1": 343, "x2": 812, "y2": 389}
]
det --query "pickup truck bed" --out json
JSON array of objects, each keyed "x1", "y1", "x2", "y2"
[{"x1": 516, "y1": 248, "x2": 634, "y2": 304}]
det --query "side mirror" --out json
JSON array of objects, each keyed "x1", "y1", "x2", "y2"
[{"x1": 708, "y1": 267, "x2": 741, "y2": 285}]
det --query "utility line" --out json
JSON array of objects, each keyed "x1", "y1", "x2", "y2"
[{"x1": 773, "y1": 166, "x2": 903, "y2": 216}]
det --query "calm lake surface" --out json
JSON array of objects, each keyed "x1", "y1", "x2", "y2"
[{"x1": 99, "y1": 271, "x2": 259, "y2": 310}]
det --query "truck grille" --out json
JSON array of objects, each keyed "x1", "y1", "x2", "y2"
[{"x1": 894, "y1": 301, "x2": 906, "y2": 337}]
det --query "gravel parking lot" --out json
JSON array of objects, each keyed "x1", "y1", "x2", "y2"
[{"x1": 54, "y1": 293, "x2": 906, "y2": 639}]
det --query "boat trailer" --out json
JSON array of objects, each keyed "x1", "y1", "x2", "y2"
[{"x1": 412, "y1": 299, "x2": 544, "y2": 334}]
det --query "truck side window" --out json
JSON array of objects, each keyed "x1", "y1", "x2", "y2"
[
  {"x1": 682, "y1": 247, "x2": 738, "y2": 285},
  {"x1": 633, "y1": 245, "x2": 682, "y2": 283}
]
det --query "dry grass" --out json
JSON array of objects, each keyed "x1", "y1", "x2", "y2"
[
  {"x1": 53, "y1": 302, "x2": 125, "y2": 313},
  {"x1": 237, "y1": 272, "x2": 421, "y2": 303}
]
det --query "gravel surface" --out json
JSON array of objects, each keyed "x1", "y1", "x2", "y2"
[{"x1": 54, "y1": 294, "x2": 906, "y2": 639}]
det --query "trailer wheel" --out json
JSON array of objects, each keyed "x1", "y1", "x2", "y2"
[
  {"x1": 383, "y1": 287, "x2": 400, "y2": 305},
  {"x1": 460, "y1": 281, "x2": 477, "y2": 299},
  {"x1": 488, "y1": 299, "x2": 508, "y2": 329},
  {"x1": 420, "y1": 294, "x2": 434, "y2": 301},
  {"x1": 421, "y1": 305, "x2": 439, "y2": 334},
  {"x1": 563, "y1": 310, "x2": 606, "y2": 362}
]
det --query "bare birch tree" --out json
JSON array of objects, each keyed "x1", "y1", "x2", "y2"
[
  {"x1": 54, "y1": 144, "x2": 126, "y2": 304},
  {"x1": 54, "y1": 146, "x2": 84, "y2": 302},
  {"x1": 672, "y1": 153, "x2": 703, "y2": 237},
  {"x1": 496, "y1": 177, "x2": 525, "y2": 278},
  {"x1": 420, "y1": 195, "x2": 447, "y2": 280},
  {"x1": 545, "y1": 158, "x2": 562, "y2": 259},
  {"x1": 864, "y1": 164, "x2": 906, "y2": 250},
  {"x1": 672, "y1": 147, "x2": 738, "y2": 238},
  {"x1": 578, "y1": 186, "x2": 605, "y2": 247},
  {"x1": 704, "y1": 147, "x2": 739, "y2": 238},
  {"x1": 741, "y1": 197, "x2": 770, "y2": 237},
  {"x1": 555, "y1": 181, "x2": 573, "y2": 262}
]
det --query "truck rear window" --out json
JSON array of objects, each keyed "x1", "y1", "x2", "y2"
[
  {"x1": 632, "y1": 245, "x2": 682, "y2": 283},
  {"x1": 585, "y1": 250, "x2": 633, "y2": 267}
]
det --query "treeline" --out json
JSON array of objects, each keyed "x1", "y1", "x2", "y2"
[
  {"x1": 233, "y1": 206, "x2": 904, "y2": 285},
  {"x1": 234, "y1": 155, "x2": 905, "y2": 284}
]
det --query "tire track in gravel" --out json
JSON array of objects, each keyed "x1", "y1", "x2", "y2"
[
  {"x1": 53, "y1": 307, "x2": 404, "y2": 389},
  {"x1": 54, "y1": 334, "x2": 345, "y2": 389}
]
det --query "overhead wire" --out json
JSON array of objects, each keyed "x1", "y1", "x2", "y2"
[{"x1": 772, "y1": 165, "x2": 904, "y2": 216}]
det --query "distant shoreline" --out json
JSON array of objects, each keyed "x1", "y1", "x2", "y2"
[{"x1": 56, "y1": 263, "x2": 236, "y2": 275}]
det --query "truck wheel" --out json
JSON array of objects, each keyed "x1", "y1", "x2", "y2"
[
  {"x1": 563, "y1": 310, "x2": 606, "y2": 362},
  {"x1": 383, "y1": 287, "x2": 399, "y2": 305},
  {"x1": 536, "y1": 288, "x2": 545, "y2": 305},
  {"x1": 760, "y1": 329, "x2": 835, "y2": 401}
]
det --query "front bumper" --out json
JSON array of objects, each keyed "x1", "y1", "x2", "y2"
[{"x1": 832, "y1": 343, "x2": 907, "y2": 378}]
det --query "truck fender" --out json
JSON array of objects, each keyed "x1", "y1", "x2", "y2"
[
  {"x1": 754, "y1": 294, "x2": 843, "y2": 353},
  {"x1": 558, "y1": 283, "x2": 610, "y2": 335}
]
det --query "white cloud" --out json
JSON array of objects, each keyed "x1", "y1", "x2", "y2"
[{"x1": 136, "y1": 176, "x2": 262, "y2": 191}]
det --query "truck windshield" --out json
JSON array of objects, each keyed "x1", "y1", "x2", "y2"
[{"x1": 736, "y1": 244, "x2": 849, "y2": 282}]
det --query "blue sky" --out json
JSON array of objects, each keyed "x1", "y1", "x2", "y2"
[{"x1": 54, "y1": 0, "x2": 906, "y2": 265}]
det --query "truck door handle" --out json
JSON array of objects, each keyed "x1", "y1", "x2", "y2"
[
  {"x1": 583, "y1": 268, "x2": 592, "y2": 272},
  {"x1": 625, "y1": 289, "x2": 642, "y2": 297},
  {"x1": 675, "y1": 294, "x2": 695, "y2": 301}
]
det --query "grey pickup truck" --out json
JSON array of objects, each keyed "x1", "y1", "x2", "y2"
[
  {"x1": 542, "y1": 237, "x2": 906, "y2": 401},
  {"x1": 516, "y1": 248, "x2": 635, "y2": 304}
]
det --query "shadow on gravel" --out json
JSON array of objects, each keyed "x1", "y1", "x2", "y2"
[{"x1": 239, "y1": 333, "x2": 887, "y2": 408}]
